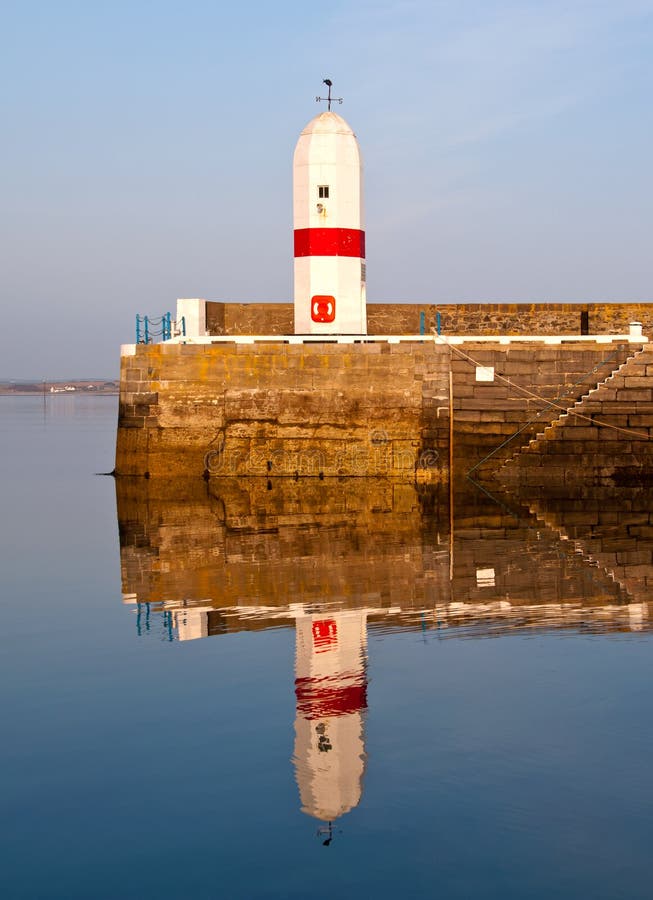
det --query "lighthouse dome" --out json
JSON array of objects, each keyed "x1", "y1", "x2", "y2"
[
  {"x1": 294, "y1": 111, "x2": 362, "y2": 172},
  {"x1": 300, "y1": 111, "x2": 356, "y2": 137}
]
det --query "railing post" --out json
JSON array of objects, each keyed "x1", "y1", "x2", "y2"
[
  {"x1": 144, "y1": 315, "x2": 149, "y2": 344},
  {"x1": 136, "y1": 314, "x2": 141, "y2": 344},
  {"x1": 437, "y1": 311, "x2": 442, "y2": 335}
]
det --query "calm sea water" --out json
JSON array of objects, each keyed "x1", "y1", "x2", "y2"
[{"x1": 1, "y1": 396, "x2": 652, "y2": 899}]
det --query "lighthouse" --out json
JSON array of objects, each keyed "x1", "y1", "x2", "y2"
[
  {"x1": 292, "y1": 609, "x2": 368, "y2": 831},
  {"x1": 293, "y1": 83, "x2": 366, "y2": 335}
]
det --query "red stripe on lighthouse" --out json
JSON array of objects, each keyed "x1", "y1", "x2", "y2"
[
  {"x1": 295, "y1": 677, "x2": 368, "y2": 719},
  {"x1": 294, "y1": 228, "x2": 365, "y2": 258}
]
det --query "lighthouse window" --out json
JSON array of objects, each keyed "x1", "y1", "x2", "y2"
[{"x1": 318, "y1": 185, "x2": 329, "y2": 199}]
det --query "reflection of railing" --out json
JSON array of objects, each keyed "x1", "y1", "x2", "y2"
[
  {"x1": 135, "y1": 313, "x2": 186, "y2": 344},
  {"x1": 136, "y1": 602, "x2": 174, "y2": 641}
]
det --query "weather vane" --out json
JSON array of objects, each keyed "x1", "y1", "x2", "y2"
[{"x1": 316, "y1": 78, "x2": 343, "y2": 111}]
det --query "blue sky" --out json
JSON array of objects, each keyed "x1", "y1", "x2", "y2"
[{"x1": 1, "y1": 0, "x2": 652, "y2": 377}]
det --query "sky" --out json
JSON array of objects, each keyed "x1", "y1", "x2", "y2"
[{"x1": 1, "y1": 0, "x2": 652, "y2": 378}]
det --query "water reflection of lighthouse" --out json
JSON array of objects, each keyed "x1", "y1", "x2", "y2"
[{"x1": 292, "y1": 610, "x2": 368, "y2": 839}]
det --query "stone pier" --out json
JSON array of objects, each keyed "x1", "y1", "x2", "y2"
[{"x1": 116, "y1": 335, "x2": 647, "y2": 482}]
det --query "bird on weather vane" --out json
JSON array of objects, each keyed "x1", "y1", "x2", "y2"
[{"x1": 316, "y1": 78, "x2": 343, "y2": 111}]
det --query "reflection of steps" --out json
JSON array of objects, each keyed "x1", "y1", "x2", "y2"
[
  {"x1": 523, "y1": 500, "x2": 633, "y2": 599},
  {"x1": 518, "y1": 486, "x2": 653, "y2": 605},
  {"x1": 498, "y1": 345, "x2": 648, "y2": 481}
]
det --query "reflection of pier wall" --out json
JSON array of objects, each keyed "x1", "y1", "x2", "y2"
[
  {"x1": 521, "y1": 487, "x2": 653, "y2": 605},
  {"x1": 118, "y1": 478, "x2": 448, "y2": 623},
  {"x1": 117, "y1": 479, "x2": 651, "y2": 639},
  {"x1": 449, "y1": 494, "x2": 629, "y2": 607}
]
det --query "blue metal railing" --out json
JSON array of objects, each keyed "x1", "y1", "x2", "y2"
[
  {"x1": 422, "y1": 309, "x2": 442, "y2": 335},
  {"x1": 135, "y1": 312, "x2": 184, "y2": 344}
]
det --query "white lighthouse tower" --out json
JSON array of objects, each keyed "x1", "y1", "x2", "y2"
[{"x1": 293, "y1": 81, "x2": 366, "y2": 335}]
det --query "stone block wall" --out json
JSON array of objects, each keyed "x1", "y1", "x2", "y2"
[
  {"x1": 203, "y1": 300, "x2": 652, "y2": 337},
  {"x1": 116, "y1": 341, "x2": 451, "y2": 479},
  {"x1": 116, "y1": 338, "x2": 641, "y2": 480},
  {"x1": 206, "y1": 302, "x2": 294, "y2": 336},
  {"x1": 426, "y1": 303, "x2": 653, "y2": 336}
]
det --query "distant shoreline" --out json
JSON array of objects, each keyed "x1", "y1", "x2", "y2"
[{"x1": 0, "y1": 380, "x2": 118, "y2": 396}]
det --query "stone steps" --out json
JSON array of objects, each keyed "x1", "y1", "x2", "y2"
[{"x1": 496, "y1": 345, "x2": 648, "y2": 478}]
